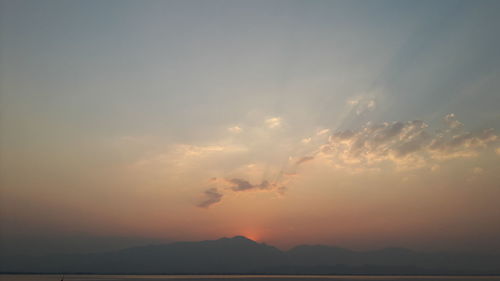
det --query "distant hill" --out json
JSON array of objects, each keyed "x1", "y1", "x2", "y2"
[
  {"x1": 1, "y1": 236, "x2": 500, "y2": 274},
  {"x1": 0, "y1": 234, "x2": 171, "y2": 256}
]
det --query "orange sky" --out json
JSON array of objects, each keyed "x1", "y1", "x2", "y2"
[{"x1": 1, "y1": 0, "x2": 500, "y2": 254}]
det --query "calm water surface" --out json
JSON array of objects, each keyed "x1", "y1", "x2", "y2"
[{"x1": 2, "y1": 275, "x2": 500, "y2": 281}]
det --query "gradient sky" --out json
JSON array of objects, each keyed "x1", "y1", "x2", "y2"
[{"x1": 1, "y1": 0, "x2": 500, "y2": 254}]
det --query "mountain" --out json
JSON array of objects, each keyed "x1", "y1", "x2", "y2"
[
  {"x1": 1, "y1": 236, "x2": 500, "y2": 274},
  {"x1": 0, "y1": 236, "x2": 286, "y2": 274},
  {"x1": 0, "y1": 234, "x2": 171, "y2": 256}
]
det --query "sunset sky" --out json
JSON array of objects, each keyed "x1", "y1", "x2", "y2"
[{"x1": 1, "y1": 0, "x2": 500, "y2": 254}]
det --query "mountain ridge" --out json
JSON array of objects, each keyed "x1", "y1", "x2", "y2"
[{"x1": 1, "y1": 236, "x2": 500, "y2": 275}]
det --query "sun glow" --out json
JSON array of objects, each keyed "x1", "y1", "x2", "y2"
[{"x1": 241, "y1": 230, "x2": 261, "y2": 243}]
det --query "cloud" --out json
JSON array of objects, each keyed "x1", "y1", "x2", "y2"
[
  {"x1": 428, "y1": 128, "x2": 497, "y2": 159},
  {"x1": 317, "y1": 129, "x2": 330, "y2": 136},
  {"x1": 265, "y1": 117, "x2": 282, "y2": 128},
  {"x1": 228, "y1": 126, "x2": 242, "y2": 133},
  {"x1": 189, "y1": 113, "x2": 496, "y2": 209},
  {"x1": 129, "y1": 143, "x2": 247, "y2": 173},
  {"x1": 296, "y1": 156, "x2": 315, "y2": 165},
  {"x1": 443, "y1": 113, "x2": 463, "y2": 130},
  {"x1": 320, "y1": 115, "x2": 497, "y2": 169},
  {"x1": 178, "y1": 144, "x2": 226, "y2": 156},
  {"x1": 347, "y1": 96, "x2": 377, "y2": 116},
  {"x1": 302, "y1": 137, "x2": 312, "y2": 144},
  {"x1": 227, "y1": 178, "x2": 271, "y2": 191},
  {"x1": 197, "y1": 188, "x2": 223, "y2": 208},
  {"x1": 196, "y1": 176, "x2": 287, "y2": 208}
]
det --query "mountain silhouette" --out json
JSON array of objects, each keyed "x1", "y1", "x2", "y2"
[{"x1": 1, "y1": 236, "x2": 500, "y2": 274}]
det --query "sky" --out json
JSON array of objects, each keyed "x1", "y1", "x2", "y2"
[{"x1": 1, "y1": 0, "x2": 500, "y2": 254}]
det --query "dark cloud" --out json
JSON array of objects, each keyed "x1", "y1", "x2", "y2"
[
  {"x1": 296, "y1": 156, "x2": 314, "y2": 165},
  {"x1": 197, "y1": 188, "x2": 223, "y2": 208},
  {"x1": 197, "y1": 178, "x2": 286, "y2": 209},
  {"x1": 228, "y1": 178, "x2": 254, "y2": 191},
  {"x1": 228, "y1": 178, "x2": 270, "y2": 191}
]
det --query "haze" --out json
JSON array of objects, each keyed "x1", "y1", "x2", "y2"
[{"x1": 1, "y1": 0, "x2": 499, "y2": 255}]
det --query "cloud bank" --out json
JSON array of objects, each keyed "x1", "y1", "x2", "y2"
[{"x1": 318, "y1": 114, "x2": 497, "y2": 169}]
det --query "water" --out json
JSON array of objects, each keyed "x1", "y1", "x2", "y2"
[{"x1": 2, "y1": 275, "x2": 500, "y2": 281}]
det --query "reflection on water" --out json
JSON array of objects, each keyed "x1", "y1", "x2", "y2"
[{"x1": 2, "y1": 275, "x2": 500, "y2": 281}]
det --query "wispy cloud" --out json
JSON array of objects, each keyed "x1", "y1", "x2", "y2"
[
  {"x1": 347, "y1": 96, "x2": 377, "y2": 116},
  {"x1": 228, "y1": 126, "x2": 242, "y2": 133},
  {"x1": 295, "y1": 156, "x2": 315, "y2": 165},
  {"x1": 317, "y1": 129, "x2": 330, "y2": 136},
  {"x1": 265, "y1": 117, "x2": 282, "y2": 129}
]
